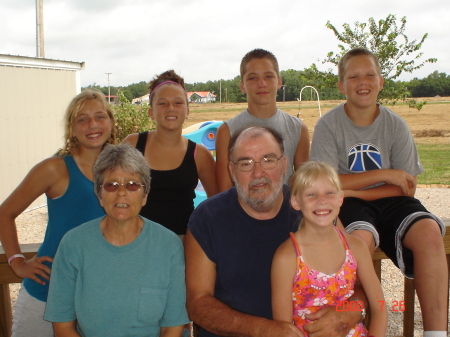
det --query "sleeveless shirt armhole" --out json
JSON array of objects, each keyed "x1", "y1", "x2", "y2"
[
  {"x1": 289, "y1": 232, "x2": 301, "y2": 257},
  {"x1": 135, "y1": 132, "x2": 148, "y2": 154},
  {"x1": 194, "y1": 143, "x2": 198, "y2": 159}
]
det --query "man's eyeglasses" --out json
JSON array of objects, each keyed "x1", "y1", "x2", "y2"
[
  {"x1": 231, "y1": 156, "x2": 283, "y2": 172},
  {"x1": 100, "y1": 181, "x2": 144, "y2": 193}
]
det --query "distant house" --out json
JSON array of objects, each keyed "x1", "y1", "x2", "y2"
[
  {"x1": 132, "y1": 91, "x2": 217, "y2": 104},
  {"x1": 187, "y1": 91, "x2": 216, "y2": 103},
  {"x1": 105, "y1": 95, "x2": 118, "y2": 104},
  {"x1": 132, "y1": 94, "x2": 149, "y2": 105}
]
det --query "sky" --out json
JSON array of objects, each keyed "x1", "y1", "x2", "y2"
[{"x1": 1, "y1": 0, "x2": 449, "y2": 88}]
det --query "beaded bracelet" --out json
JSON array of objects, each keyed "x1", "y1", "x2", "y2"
[{"x1": 7, "y1": 254, "x2": 25, "y2": 266}]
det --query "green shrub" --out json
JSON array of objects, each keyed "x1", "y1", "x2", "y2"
[
  {"x1": 113, "y1": 91, "x2": 154, "y2": 143},
  {"x1": 407, "y1": 99, "x2": 428, "y2": 111}
]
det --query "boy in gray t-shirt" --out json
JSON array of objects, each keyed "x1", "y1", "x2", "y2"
[
  {"x1": 310, "y1": 47, "x2": 447, "y2": 335},
  {"x1": 215, "y1": 48, "x2": 310, "y2": 192}
]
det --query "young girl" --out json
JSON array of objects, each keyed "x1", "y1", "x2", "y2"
[
  {"x1": 123, "y1": 70, "x2": 216, "y2": 240},
  {"x1": 271, "y1": 161, "x2": 387, "y2": 337},
  {"x1": 0, "y1": 89, "x2": 115, "y2": 336}
]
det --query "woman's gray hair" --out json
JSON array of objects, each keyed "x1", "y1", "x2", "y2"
[{"x1": 94, "y1": 143, "x2": 151, "y2": 197}]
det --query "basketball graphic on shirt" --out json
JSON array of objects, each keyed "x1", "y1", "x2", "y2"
[{"x1": 348, "y1": 143, "x2": 382, "y2": 171}]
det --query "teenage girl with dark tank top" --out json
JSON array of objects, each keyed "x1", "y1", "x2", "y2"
[
  {"x1": 0, "y1": 89, "x2": 115, "y2": 336},
  {"x1": 122, "y1": 70, "x2": 216, "y2": 240}
]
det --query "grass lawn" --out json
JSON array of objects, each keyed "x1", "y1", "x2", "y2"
[{"x1": 417, "y1": 144, "x2": 450, "y2": 185}]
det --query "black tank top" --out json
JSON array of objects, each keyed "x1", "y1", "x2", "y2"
[{"x1": 135, "y1": 132, "x2": 198, "y2": 234}]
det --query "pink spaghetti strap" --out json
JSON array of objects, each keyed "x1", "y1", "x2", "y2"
[
  {"x1": 334, "y1": 227, "x2": 350, "y2": 250},
  {"x1": 194, "y1": 144, "x2": 198, "y2": 159},
  {"x1": 289, "y1": 232, "x2": 301, "y2": 257}
]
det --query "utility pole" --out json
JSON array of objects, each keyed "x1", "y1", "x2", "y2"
[
  {"x1": 36, "y1": 0, "x2": 44, "y2": 58},
  {"x1": 106, "y1": 73, "x2": 112, "y2": 103},
  {"x1": 219, "y1": 79, "x2": 222, "y2": 103}
]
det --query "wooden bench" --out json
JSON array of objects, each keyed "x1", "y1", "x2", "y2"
[
  {"x1": 0, "y1": 243, "x2": 40, "y2": 337},
  {"x1": 1, "y1": 222, "x2": 449, "y2": 337}
]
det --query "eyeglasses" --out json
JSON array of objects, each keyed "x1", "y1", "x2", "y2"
[
  {"x1": 100, "y1": 181, "x2": 144, "y2": 193},
  {"x1": 231, "y1": 156, "x2": 283, "y2": 172}
]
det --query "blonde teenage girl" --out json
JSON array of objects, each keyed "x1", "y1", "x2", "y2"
[
  {"x1": 271, "y1": 161, "x2": 387, "y2": 337},
  {"x1": 0, "y1": 89, "x2": 115, "y2": 336}
]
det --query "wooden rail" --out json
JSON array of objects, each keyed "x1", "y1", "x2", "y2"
[{"x1": 1, "y1": 222, "x2": 449, "y2": 337}]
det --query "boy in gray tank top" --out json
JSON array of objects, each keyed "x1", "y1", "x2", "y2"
[{"x1": 215, "y1": 48, "x2": 310, "y2": 192}]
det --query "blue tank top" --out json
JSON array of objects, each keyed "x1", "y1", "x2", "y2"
[{"x1": 23, "y1": 155, "x2": 105, "y2": 302}]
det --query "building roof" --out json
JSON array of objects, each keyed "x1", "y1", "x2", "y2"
[
  {"x1": 0, "y1": 54, "x2": 85, "y2": 70},
  {"x1": 187, "y1": 91, "x2": 216, "y2": 98}
]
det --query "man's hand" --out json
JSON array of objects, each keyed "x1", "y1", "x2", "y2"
[
  {"x1": 303, "y1": 306, "x2": 359, "y2": 337},
  {"x1": 255, "y1": 320, "x2": 304, "y2": 337}
]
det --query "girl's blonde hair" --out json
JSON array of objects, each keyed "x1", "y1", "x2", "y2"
[
  {"x1": 290, "y1": 161, "x2": 342, "y2": 197},
  {"x1": 57, "y1": 89, "x2": 116, "y2": 156}
]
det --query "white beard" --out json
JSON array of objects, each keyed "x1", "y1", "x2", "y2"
[{"x1": 233, "y1": 174, "x2": 285, "y2": 213}]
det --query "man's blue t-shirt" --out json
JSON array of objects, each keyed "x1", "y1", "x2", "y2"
[{"x1": 188, "y1": 185, "x2": 301, "y2": 337}]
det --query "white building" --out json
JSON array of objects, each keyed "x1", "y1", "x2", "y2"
[
  {"x1": 187, "y1": 91, "x2": 216, "y2": 103},
  {"x1": 0, "y1": 54, "x2": 85, "y2": 210}
]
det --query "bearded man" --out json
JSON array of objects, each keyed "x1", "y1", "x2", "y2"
[{"x1": 185, "y1": 127, "x2": 364, "y2": 337}]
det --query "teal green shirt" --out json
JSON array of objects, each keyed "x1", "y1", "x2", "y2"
[{"x1": 44, "y1": 217, "x2": 189, "y2": 336}]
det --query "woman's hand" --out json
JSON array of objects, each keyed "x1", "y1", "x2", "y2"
[{"x1": 10, "y1": 255, "x2": 53, "y2": 285}]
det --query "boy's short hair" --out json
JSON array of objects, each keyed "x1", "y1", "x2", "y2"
[
  {"x1": 240, "y1": 48, "x2": 280, "y2": 78},
  {"x1": 338, "y1": 47, "x2": 382, "y2": 82}
]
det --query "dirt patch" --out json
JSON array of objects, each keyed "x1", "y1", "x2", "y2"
[
  {"x1": 413, "y1": 129, "x2": 450, "y2": 137},
  {"x1": 186, "y1": 97, "x2": 450, "y2": 145}
]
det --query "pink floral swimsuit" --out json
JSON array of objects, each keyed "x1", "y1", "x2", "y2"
[{"x1": 290, "y1": 227, "x2": 368, "y2": 336}]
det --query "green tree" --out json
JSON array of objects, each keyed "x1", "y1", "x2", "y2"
[
  {"x1": 280, "y1": 66, "x2": 342, "y2": 101},
  {"x1": 226, "y1": 76, "x2": 246, "y2": 103},
  {"x1": 408, "y1": 71, "x2": 450, "y2": 97},
  {"x1": 113, "y1": 90, "x2": 154, "y2": 143},
  {"x1": 127, "y1": 81, "x2": 149, "y2": 98},
  {"x1": 120, "y1": 88, "x2": 134, "y2": 102},
  {"x1": 280, "y1": 69, "x2": 304, "y2": 101},
  {"x1": 323, "y1": 14, "x2": 437, "y2": 103}
]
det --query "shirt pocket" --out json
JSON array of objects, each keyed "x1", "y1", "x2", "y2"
[{"x1": 137, "y1": 287, "x2": 168, "y2": 325}]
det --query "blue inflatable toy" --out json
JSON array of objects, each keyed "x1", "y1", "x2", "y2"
[{"x1": 182, "y1": 121, "x2": 223, "y2": 207}]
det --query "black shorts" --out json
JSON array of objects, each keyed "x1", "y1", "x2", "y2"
[{"x1": 339, "y1": 196, "x2": 445, "y2": 278}]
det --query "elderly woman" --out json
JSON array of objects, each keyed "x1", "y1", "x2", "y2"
[{"x1": 44, "y1": 144, "x2": 189, "y2": 337}]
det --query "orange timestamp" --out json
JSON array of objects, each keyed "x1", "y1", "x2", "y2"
[
  {"x1": 335, "y1": 300, "x2": 364, "y2": 311},
  {"x1": 379, "y1": 300, "x2": 406, "y2": 311},
  {"x1": 335, "y1": 300, "x2": 406, "y2": 311}
]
